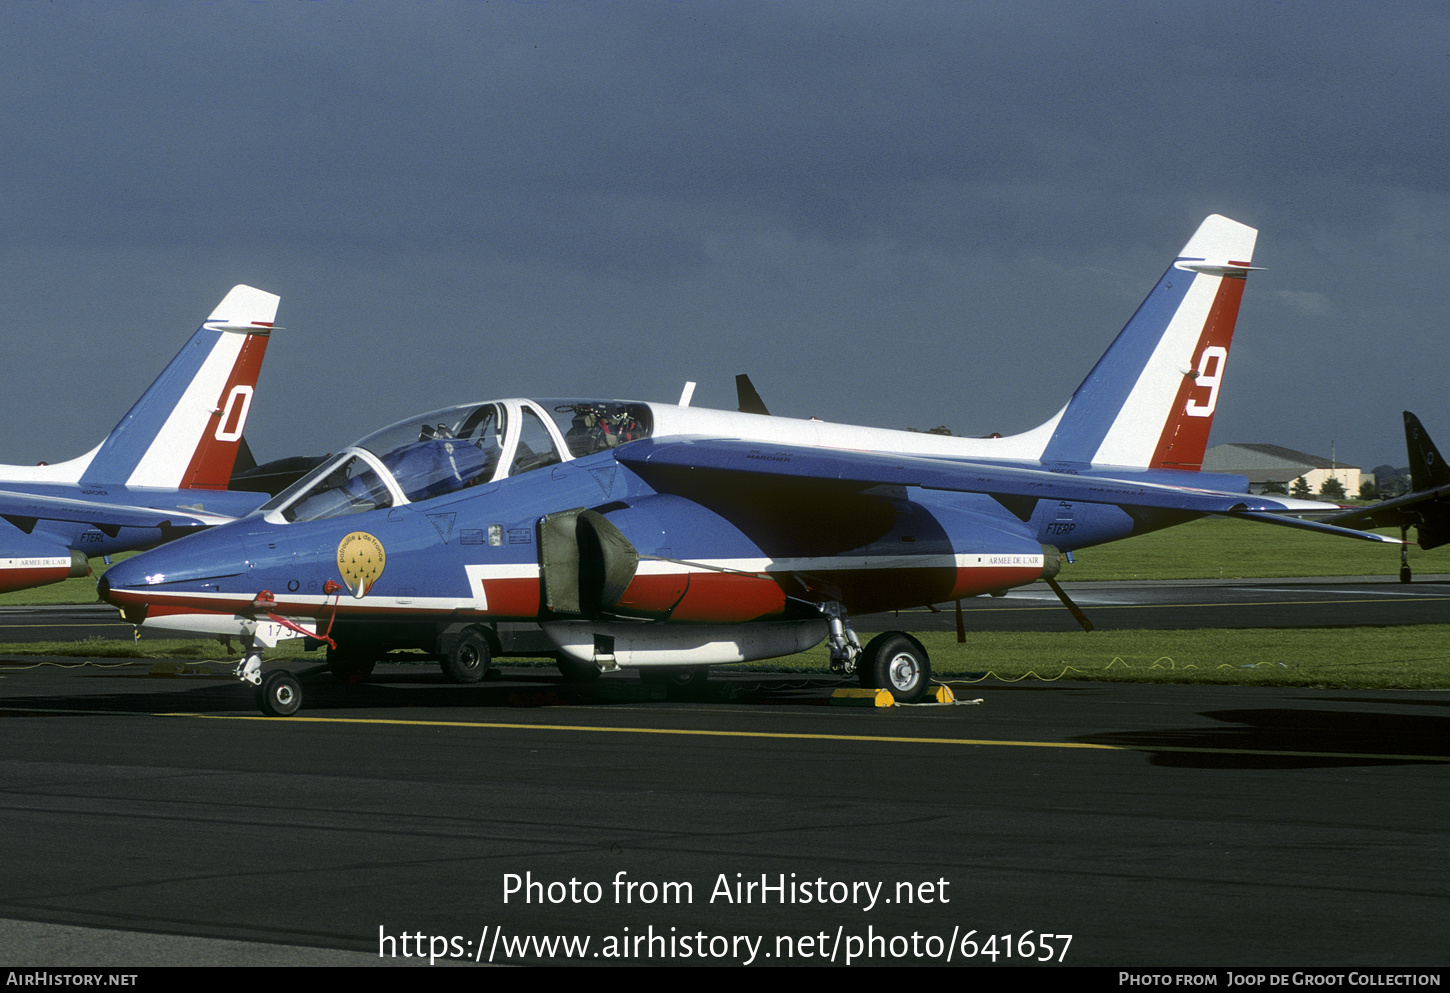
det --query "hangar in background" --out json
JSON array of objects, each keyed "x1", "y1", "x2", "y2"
[{"x1": 1204, "y1": 443, "x2": 1364, "y2": 497}]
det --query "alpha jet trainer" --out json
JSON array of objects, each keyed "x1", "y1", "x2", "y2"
[
  {"x1": 99, "y1": 215, "x2": 1396, "y2": 715},
  {"x1": 0, "y1": 286, "x2": 282, "y2": 593},
  {"x1": 1325, "y1": 411, "x2": 1450, "y2": 582}
]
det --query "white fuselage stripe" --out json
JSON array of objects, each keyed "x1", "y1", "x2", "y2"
[{"x1": 0, "y1": 557, "x2": 73, "y2": 569}]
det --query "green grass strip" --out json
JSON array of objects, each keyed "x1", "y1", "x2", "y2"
[{"x1": 746, "y1": 626, "x2": 1450, "y2": 690}]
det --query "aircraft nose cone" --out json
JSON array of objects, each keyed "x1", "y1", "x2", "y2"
[
  {"x1": 97, "y1": 553, "x2": 153, "y2": 600},
  {"x1": 95, "y1": 558, "x2": 153, "y2": 625},
  {"x1": 95, "y1": 527, "x2": 260, "y2": 615}
]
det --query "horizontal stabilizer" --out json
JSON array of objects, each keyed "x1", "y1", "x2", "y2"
[
  {"x1": 229, "y1": 453, "x2": 332, "y2": 497},
  {"x1": 1322, "y1": 481, "x2": 1450, "y2": 532}
]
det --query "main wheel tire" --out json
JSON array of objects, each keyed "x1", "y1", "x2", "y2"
[
  {"x1": 861, "y1": 632, "x2": 931, "y2": 704},
  {"x1": 443, "y1": 629, "x2": 491, "y2": 683},
  {"x1": 256, "y1": 670, "x2": 302, "y2": 717},
  {"x1": 327, "y1": 645, "x2": 377, "y2": 684},
  {"x1": 556, "y1": 653, "x2": 601, "y2": 683}
]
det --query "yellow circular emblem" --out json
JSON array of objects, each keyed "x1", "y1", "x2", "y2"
[{"x1": 336, "y1": 531, "x2": 386, "y2": 598}]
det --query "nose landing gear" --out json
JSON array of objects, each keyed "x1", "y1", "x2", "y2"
[
  {"x1": 233, "y1": 625, "x2": 308, "y2": 717},
  {"x1": 257, "y1": 669, "x2": 302, "y2": 717}
]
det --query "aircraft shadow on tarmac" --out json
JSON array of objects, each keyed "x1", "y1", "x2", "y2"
[{"x1": 1077, "y1": 707, "x2": 1450, "y2": 769}]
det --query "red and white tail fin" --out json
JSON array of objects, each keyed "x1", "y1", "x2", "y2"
[
  {"x1": 78, "y1": 285, "x2": 280, "y2": 489},
  {"x1": 1039, "y1": 215, "x2": 1258, "y2": 469}
]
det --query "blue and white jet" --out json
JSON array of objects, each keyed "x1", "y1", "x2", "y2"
[
  {"x1": 98, "y1": 217, "x2": 1394, "y2": 715},
  {"x1": 0, "y1": 285, "x2": 281, "y2": 593}
]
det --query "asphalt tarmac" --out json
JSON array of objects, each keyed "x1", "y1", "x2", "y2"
[{"x1": 0, "y1": 647, "x2": 1446, "y2": 968}]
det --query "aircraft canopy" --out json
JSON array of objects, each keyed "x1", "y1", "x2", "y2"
[{"x1": 260, "y1": 399, "x2": 653, "y2": 524}]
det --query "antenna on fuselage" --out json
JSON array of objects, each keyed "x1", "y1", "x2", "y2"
[{"x1": 677, "y1": 381, "x2": 697, "y2": 406}]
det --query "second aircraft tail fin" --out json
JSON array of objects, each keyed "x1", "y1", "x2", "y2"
[
  {"x1": 78, "y1": 285, "x2": 280, "y2": 490},
  {"x1": 1404, "y1": 411, "x2": 1450, "y2": 550},
  {"x1": 1405, "y1": 411, "x2": 1450, "y2": 494}
]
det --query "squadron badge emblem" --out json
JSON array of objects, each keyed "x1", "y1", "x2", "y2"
[{"x1": 336, "y1": 531, "x2": 386, "y2": 598}]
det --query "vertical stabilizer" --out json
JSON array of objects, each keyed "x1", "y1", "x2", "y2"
[
  {"x1": 1405, "y1": 411, "x2": 1450, "y2": 493},
  {"x1": 79, "y1": 285, "x2": 280, "y2": 489},
  {"x1": 1041, "y1": 215, "x2": 1258, "y2": 469},
  {"x1": 1404, "y1": 411, "x2": 1450, "y2": 551}
]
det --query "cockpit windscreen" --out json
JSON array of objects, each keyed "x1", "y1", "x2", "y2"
[
  {"x1": 259, "y1": 399, "x2": 653, "y2": 523},
  {"x1": 261, "y1": 402, "x2": 506, "y2": 522},
  {"x1": 360, "y1": 402, "x2": 505, "y2": 501}
]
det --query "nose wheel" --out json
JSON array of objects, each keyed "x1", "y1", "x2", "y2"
[
  {"x1": 256, "y1": 669, "x2": 302, "y2": 717},
  {"x1": 234, "y1": 638, "x2": 306, "y2": 717}
]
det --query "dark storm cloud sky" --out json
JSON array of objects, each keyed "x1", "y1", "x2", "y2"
[{"x1": 2, "y1": 1, "x2": 1447, "y2": 473}]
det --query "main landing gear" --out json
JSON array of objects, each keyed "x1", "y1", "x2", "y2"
[
  {"x1": 824, "y1": 603, "x2": 932, "y2": 704},
  {"x1": 327, "y1": 644, "x2": 378, "y2": 684},
  {"x1": 442, "y1": 627, "x2": 492, "y2": 683},
  {"x1": 859, "y1": 632, "x2": 932, "y2": 703},
  {"x1": 1401, "y1": 524, "x2": 1413, "y2": 583}
]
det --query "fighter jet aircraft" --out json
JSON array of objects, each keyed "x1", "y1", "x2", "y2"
[
  {"x1": 98, "y1": 216, "x2": 1396, "y2": 716},
  {"x1": 0, "y1": 285, "x2": 281, "y2": 593},
  {"x1": 1325, "y1": 411, "x2": 1450, "y2": 581}
]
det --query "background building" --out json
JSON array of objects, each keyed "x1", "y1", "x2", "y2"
[{"x1": 1202, "y1": 443, "x2": 1364, "y2": 498}]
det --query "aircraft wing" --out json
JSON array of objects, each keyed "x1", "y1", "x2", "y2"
[
  {"x1": 615, "y1": 437, "x2": 1401, "y2": 543},
  {"x1": 0, "y1": 487, "x2": 237, "y2": 534}
]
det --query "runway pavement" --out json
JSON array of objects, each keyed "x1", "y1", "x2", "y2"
[{"x1": 0, "y1": 654, "x2": 1445, "y2": 968}]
